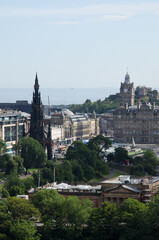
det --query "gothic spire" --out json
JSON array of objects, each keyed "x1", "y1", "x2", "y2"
[
  {"x1": 30, "y1": 74, "x2": 44, "y2": 147},
  {"x1": 34, "y1": 73, "x2": 39, "y2": 91}
]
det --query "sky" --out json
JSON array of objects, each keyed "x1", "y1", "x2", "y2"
[{"x1": 0, "y1": 0, "x2": 159, "y2": 89}]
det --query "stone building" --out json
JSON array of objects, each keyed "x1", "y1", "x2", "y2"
[
  {"x1": 28, "y1": 175, "x2": 159, "y2": 207},
  {"x1": 114, "y1": 102, "x2": 158, "y2": 144},
  {"x1": 112, "y1": 72, "x2": 159, "y2": 144},
  {"x1": 113, "y1": 101, "x2": 159, "y2": 144},
  {"x1": 98, "y1": 111, "x2": 114, "y2": 137},
  {"x1": 135, "y1": 86, "x2": 152, "y2": 98},
  {"x1": 44, "y1": 109, "x2": 99, "y2": 143}
]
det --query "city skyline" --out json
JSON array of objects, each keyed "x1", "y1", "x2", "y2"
[{"x1": 1, "y1": 0, "x2": 159, "y2": 89}]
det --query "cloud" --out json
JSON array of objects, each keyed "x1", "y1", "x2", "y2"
[
  {"x1": 87, "y1": 14, "x2": 129, "y2": 22},
  {"x1": 46, "y1": 21, "x2": 78, "y2": 25},
  {"x1": 0, "y1": 2, "x2": 159, "y2": 22}
]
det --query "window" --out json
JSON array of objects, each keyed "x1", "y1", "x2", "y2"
[
  {"x1": 5, "y1": 127, "x2": 11, "y2": 142},
  {"x1": 11, "y1": 126, "x2": 16, "y2": 141}
]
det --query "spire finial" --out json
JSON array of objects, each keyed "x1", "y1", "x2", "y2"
[
  {"x1": 34, "y1": 73, "x2": 39, "y2": 91},
  {"x1": 126, "y1": 67, "x2": 128, "y2": 73}
]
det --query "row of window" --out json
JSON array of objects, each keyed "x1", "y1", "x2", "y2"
[{"x1": 4, "y1": 125, "x2": 23, "y2": 142}]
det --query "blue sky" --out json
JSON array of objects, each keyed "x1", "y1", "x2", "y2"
[{"x1": 0, "y1": 0, "x2": 159, "y2": 89}]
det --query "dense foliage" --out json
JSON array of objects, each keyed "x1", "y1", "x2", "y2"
[
  {"x1": 33, "y1": 137, "x2": 110, "y2": 186},
  {"x1": 131, "y1": 150, "x2": 158, "y2": 176},
  {"x1": 70, "y1": 95, "x2": 120, "y2": 113},
  {"x1": 69, "y1": 90, "x2": 159, "y2": 114},
  {"x1": 1, "y1": 189, "x2": 159, "y2": 239},
  {"x1": 0, "y1": 197, "x2": 40, "y2": 240},
  {"x1": 14, "y1": 137, "x2": 46, "y2": 171},
  {"x1": 107, "y1": 147, "x2": 131, "y2": 164}
]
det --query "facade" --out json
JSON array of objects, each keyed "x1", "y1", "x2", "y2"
[
  {"x1": 0, "y1": 110, "x2": 30, "y2": 154},
  {"x1": 98, "y1": 111, "x2": 114, "y2": 137},
  {"x1": 30, "y1": 74, "x2": 44, "y2": 146},
  {"x1": 113, "y1": 102, "x2": 159, "y2": 144},
  {"x1": 28, "y1": 175, "x2": 159, "y2": 207},
  {"x1": 44, "y1": 109, "x2": 99, "y2": 143},
  {"x1": 112, "y1": 72, "x2": 159, "y2": 144},
  {"x1": 120, "y1": 72, "x2": 135, "y2": 107}
]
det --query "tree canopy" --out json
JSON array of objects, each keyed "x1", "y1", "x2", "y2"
[{"x1": 14, "y1": 137, "x2": 46, "y2": 171}]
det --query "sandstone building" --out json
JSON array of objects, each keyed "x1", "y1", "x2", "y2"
[
  {"x1": 28, "y1": 175, "x2": 159, "y2": 207},
  {"x1": 44, "y1": 109, "x2": 99, "y2": 144},
  {"x1": 113, "y1": 73, "x2": 159, "y2": 144}
]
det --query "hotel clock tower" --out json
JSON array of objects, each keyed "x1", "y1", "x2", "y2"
[{"x1": 120, "y1": 72, "x2": 135, "y2": 107}]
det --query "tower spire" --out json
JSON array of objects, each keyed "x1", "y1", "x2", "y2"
[
  {"x1": 30, "y1": 74, "x2": 44, "y2": 146},
  {"x1": 34, "y1": 73, "x2": 39, "y2": 91}
]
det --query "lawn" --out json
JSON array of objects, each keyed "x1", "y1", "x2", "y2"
[
  {"x1": 128, "y1": 150, "x2": 144, "y2": 156},
  {"x1": 28, "y1": 168, "x2": 39, "y2": 173}
]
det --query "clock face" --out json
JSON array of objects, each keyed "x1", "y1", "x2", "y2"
[{"x1": 124, "y1": 88, "x2": 128, "y2": 93}]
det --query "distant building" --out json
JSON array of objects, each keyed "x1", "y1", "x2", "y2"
[
  {"x1": 0, "y1": 101, "x2": 31, "y2": 113},
  {"x1": 135, "y1": 86, "x2": 152, "y2": 98},
  {"x1": 44, "y1": 108, "x2": 99, "y2": 143},
  {"x1": 113, "y1": 102, "x2": 159, "y2": 144},
  {"x1": 98, "y1": 111, "x2": 114, "y2": 137},
  {"x1": 0, "y1": 110, "x2": 30, "y2": 154},
  {"x1": 106, "y1": 73, "x2": 159, "y2": 144},
  {"x1": 28, "y1": 175, "x2": 159, "y2": 207},
  {"x1": 152, "y1": 89, "x2": 159, "y2": 100}
]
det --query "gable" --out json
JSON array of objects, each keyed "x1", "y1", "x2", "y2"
[{"x1": 104, "y1": 185, "x2": 141, "y2": 195}]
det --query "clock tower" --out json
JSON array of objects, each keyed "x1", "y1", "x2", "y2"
[{"x1": 120, "y1": 72, "x2": 134, "y2": 106}]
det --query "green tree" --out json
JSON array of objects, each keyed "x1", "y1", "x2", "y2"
[
  {"x1": 4, "y1": 174, "x2": 25, "y2": 196},
  {"x1": 21, "y1": 177, "x2": 35, "y2": 193},
  {"x1": 115, "y1": 147, "x2": 129, "y2": 164},
  {"x1": 131, "y1": 150, "x2": 158, "y2": 176},
  {"x1": 9, "y1": 185, "x2": 24, "y2": 196},
  {"x1": 87, "y1": 201, "x2": 117, "y2": 240},
  {"x1": 0, "y1": 197, "x2": 40, "y2": 239},
  {"x1": 62, "y1": 160, "x2": 74, "y2": 182},
  {"x1": 0, "y1": 154, "x2": 10, "y2": 171},
  {"x1": 15, "y1": 137, "x2": 46, "y2": 171},
  {"x1": 107, "y1": 153, "x2": 115, "y2": 163},
  {"x1": 0, "y1": 139, "x2": 7, "y2": 155},
  {"x1": 66, "y1": 140, "x2": 109, "y2": 181},
  {"x1": 116, "y1": 198, "x2": 146, "y2": 223},
  {"x1": 144, "y1": 195, "x2": 159, "y2": 238},
  {"x1": 115, "y1": 199, "x2": 148, "y2": 240},
  {"x1": 32, "y1": 189, "x2": 64, "y2": 223},
  {"x1": 10, "y1": 220, "x2": 40, "y2": 240},
  {"x1": 1, "y1": 188, "x2": 9, "y2": 198},
  {"x1": 58, "y1": 196, "x2": 93, "y2": 228},
  {"x1": 5, "y1": 158, "x2": 18, "y2": 175},
  {"x1": 87, "y1": 135, "x2": 112, "y2": 157},
  {"x1": 71, "y1": 159, "x2": 84, "y2": 181},
  {"x1": 143, "y1": 149, "x2": 158, "y2": 164},
  {"x1": 7, "y1": 197, "x2": 40, "y2": 220},
  {"x1": 13, "y1": 155, "x2": 25, "y2": 174}
]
